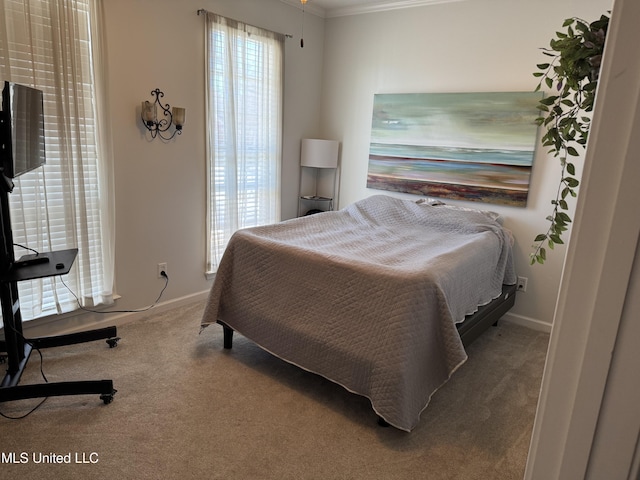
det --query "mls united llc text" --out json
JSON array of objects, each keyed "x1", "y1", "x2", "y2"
[{"x1": 1, "y1": 451, "x2": 99, "y2": 464}]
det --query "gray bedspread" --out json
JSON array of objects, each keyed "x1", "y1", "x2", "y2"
[{"x1": 201, "y1": 195, "x2": 516, "y2": 431}]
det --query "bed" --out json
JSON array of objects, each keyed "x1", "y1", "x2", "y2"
[{"x1": 200, "y1": 195, "x2": 517, "y2": 431}]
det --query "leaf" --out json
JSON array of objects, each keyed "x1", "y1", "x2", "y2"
[
  {"x1": 565, "y1": 177, "x2": 580, "y2": 188},
  {"x1": 535, "y1": 234, "x2": 547, "y2": 242},
  {"x1": 567, "y1": 146, "x2": 579, "y2": 156},
  {"x1": 557, "y1": 212, "x2": 572, "y2": 223},
  {"x1": 575, "y1": 20, "x2": 589, "y2": 32},
  {"x1": 537, "y1": 63, "x2": 551, "y2": 69},
  {"x1": 567, "y1": 163, "x2": 575, "y2": 175},
  {"x1": 550, "y1": 234, "x2": 564, "y2": 244}
]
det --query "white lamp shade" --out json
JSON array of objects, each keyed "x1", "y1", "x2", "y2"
[{"x1": 301, "y1": 139, "x2": 339, "y2": 168}]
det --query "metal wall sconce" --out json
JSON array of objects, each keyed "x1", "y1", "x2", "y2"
[{"x1": 141, "y1": 88, "x2": 186, "y2": 140}]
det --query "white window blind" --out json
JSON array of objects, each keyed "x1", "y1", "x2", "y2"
[
  {"x1": 204, "y1": 12, "x2": 283, "y2": 273},
  {"x1": 0, "y1": 0, "x2": 115, "y2": 321}
]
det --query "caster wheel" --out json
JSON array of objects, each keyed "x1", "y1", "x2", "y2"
[
  {"x1": 100, "y1": 389, "x2": 117, "y2": 404},
  {"x1": 106, "y1": 337, "x2": 121, "y2": 348}
]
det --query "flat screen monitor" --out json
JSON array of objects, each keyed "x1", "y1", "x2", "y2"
[{"x1": 1, "y1": 81, "x2": 46, "y2": 179}]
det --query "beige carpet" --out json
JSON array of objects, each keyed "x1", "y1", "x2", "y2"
[{"x1": 0, "y1": 302, "x2": 548, "y2": 479}]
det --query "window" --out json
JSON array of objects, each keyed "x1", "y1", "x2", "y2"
[
  {"x1": 204, "y1": 12, "x2": 283, "y2": 273},
  {"x1": 0, "y1": 0, "x2": 114, "y2": 321}
]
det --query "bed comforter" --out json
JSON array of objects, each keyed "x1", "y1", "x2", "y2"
[{"x1": 201, "y1": 195, "x2": 516, "y2": 431}]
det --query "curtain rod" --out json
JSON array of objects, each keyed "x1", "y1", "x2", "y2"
[{"x1": 197, "y1": 9, "x2": 293, "y2": 38}]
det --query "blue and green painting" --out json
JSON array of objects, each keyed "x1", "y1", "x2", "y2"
[{"x1": 367, "y1": 92, "x2": 542, "y2": 207}]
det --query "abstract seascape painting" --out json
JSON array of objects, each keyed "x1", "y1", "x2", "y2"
[{"x1": 367, "y1": 92, "x2": 542, "y2": 207}]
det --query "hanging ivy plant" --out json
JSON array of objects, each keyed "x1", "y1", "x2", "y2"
[{"x1": 530, "y1": 13, "x2": 609, "y2": 265}]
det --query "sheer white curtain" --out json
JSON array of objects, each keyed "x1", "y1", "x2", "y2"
[
  {"x1": 204, "y1": 12, "x2": 283, "y2": 273},
  {"x1": 0, "y1": 0, "x2": 115, "y2": 320}
]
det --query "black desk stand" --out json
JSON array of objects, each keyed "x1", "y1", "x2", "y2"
[{"x1": 0, "y1": 180, "x2": 118, "y2": 406}]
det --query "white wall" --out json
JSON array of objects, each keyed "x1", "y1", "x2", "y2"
[
  {"x1": 320, "y1": 0, "x2": 612, "y2": 327},
  {"x1": 96, "y1": 0, "x2": 324, "y2": 314}
]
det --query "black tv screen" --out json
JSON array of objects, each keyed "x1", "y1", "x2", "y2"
[{"x1": 1, "y1": 81, "x2": 46, "y2": 179}]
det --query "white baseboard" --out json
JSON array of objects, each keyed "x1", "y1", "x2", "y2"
[
  {"x1": 16, "y1": 291, "x2": 551, "y2": 339},
  {"x1": 20, "y1": 290, "x2": 210, "y2": 338},
  {"x1": 502, "y1": 312, "x2": 553, "y2": 334}
]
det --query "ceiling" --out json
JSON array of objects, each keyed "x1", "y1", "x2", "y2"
[{"x1": 279, "y1": 0, "x2": 463, "y2": 18}]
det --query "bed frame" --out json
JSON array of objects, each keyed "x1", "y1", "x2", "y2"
[
  {"x1": 218, "y1": 283, "x2": 517, "y2": 350},
  {"x1": 457, "y1": 283, "x2": 517, "y2": 347}
]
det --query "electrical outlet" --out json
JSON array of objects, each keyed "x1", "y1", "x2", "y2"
[
  {"x1": 517, "y1": 276, "x2": 528, "y2": 292},
  {"x1": 157, "y1": 262, "x2": 167, "y2": 279}
]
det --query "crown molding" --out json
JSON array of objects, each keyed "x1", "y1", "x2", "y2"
[
  {"x1": 326, "y1": 0, "x2": 466, "y2": 18},
  {"x1": 279, "y1": 0, "x2": 465, "y2": 18}
]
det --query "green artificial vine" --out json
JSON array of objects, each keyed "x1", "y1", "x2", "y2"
[{"x1": 530, "y1": 13, "x2": 609, "y2": 265}]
